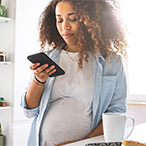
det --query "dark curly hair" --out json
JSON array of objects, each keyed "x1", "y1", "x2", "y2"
[{"x1": 39, "y1": 0, "x2": 128, "y2": 68}]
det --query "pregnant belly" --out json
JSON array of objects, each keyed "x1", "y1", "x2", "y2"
[{"x1": 41, "y1": 97, "x2": 92, "y2": 146}]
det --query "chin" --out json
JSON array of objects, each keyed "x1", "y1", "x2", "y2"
[{"x1": 64, "y1": 40, "x2": 78, "y2": 46}]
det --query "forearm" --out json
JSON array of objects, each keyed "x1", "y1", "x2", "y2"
[
  {"x1": 25, "y1": 77, "x2": 45, "y2": 109},
  {"x1": 25, "y1": 63, "x2": 56, "y2": 109},
  {"x1": 87, "y1": 120, "x2": 103, "y2": 138}
]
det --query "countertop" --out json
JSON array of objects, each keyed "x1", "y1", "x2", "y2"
[{"x1": 64, "y1": 122, "x2": 146, "y2": 146}]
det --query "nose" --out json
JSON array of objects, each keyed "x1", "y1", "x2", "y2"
[{"x1": 62, "y1": 20, "x2": 71, "y2": 31}]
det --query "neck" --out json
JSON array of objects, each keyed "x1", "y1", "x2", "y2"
[{"x1": 65, "y1": 44, "x2": 78, "y2": 53}]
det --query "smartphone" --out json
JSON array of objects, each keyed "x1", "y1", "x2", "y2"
[{"x1": 27, "y1": 52, "x2": 65, "y2": 77}]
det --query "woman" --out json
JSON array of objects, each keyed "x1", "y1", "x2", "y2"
[{"x1": 21, "y1": 0, "x2": 128, "y2": 146}]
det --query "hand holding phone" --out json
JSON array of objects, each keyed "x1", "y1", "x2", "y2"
[{"x1": 27, "y1": 52, "x2": 65, "y2": 77}]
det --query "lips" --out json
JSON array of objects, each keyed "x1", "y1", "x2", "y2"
[{"x1": 62, "y1": 33, "x2": 73, "y2": 39}]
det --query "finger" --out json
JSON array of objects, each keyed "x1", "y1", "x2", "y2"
[
  {"x1": 48, "y1": 68, "x2": 56, "y2": 76},
  {"x1": 35, "y1": 67, "x2": 56, "y2": 82},
  {"x1": 30, "y1": 63, "x2": 40, "y2": 70},
  {"x1": 43, "y1": 65, "x2": 55, "y2": 73},
  {"x1": 34, "y1": 64, "x2": 48, "y2": 74},
  {"x1": 38, "y1": 65, "x2": 55, "y2": 76}
]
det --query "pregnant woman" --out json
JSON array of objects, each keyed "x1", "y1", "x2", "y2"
[{"x1": 21, "y1": 0, "x2": 128, "y2": 145}]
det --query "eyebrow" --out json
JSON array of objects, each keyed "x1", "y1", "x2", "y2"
[
  {"x1": 56, "y1": 12, "x2": 75, "y2": 17},
  {"x1": 68, "y1": 12, "x2": 75, "y2": 16}
]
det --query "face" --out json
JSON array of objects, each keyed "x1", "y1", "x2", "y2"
[{"x1": 55, "y1": 1, "x2": 79, "y2": 46}]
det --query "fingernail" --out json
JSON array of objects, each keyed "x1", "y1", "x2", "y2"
[
  {"x1": 44, "y1": 64, "x2": 48, "y2": 67},
  {"x1": 52, "y1": 65, "x2": 55, "y2": 69}
]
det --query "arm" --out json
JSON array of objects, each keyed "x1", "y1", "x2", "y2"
[
  {"x1": 85, "y1": 56, "x2": 126, "y2": 141},
  {"x1": 25, "y1": 63, "x2": 56, "y2": 109},
  {"x1": 87, "y1": 120, "x2": 103, "y2": 138},
  {"x1": 25, "y1": 76, "x2": 45, "y2": 109},
  {"x1": 106, "y1": 57, "x2": 127, "y2": 113}
]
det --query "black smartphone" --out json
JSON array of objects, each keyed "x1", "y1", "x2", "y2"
[{"x1": 27, "y1": 52, "x2": 65, "y2": 77}]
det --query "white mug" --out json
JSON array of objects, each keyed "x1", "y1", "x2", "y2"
[{"x1": 102, "y1": 113, "x2": 135, "y2": 142}]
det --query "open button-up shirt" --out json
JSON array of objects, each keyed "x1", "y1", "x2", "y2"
[{"x1": 21, "y1": 44, "x2": 127, "y2": 146}]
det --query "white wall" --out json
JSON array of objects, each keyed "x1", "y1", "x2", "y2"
[{"x1": 13, "y1": 0, "x2": 51, "y2": 145}]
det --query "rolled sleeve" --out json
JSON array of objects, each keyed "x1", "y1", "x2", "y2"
[
  {"x1": 20, "y1": 92, "x2": 40, "y2": 118},
  {"x1": 20, "y1": 72, "x2": 40, "y2": 118}
]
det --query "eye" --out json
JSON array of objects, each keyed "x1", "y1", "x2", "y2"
[
  {"x1": 56, "y1": 18, "x2": 63, "y2": 23},
  {"x1": 57, "y1": 19, "x2": 63, "y2": 23},
  {"x1": 69, "y1": 18, "x2": 77, "y2": 22}
]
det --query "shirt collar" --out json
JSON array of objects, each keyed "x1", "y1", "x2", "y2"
[
  {"x1": 96, "y1": 52, "x2": 105, "y2": 62},
  {"x1": 47, "y1": 43, "x2": 65, "y2": 58}
]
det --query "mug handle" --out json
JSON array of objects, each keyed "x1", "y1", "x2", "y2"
[{"x1": 124, "y1": 116, "x2": 135, "y2": 139}]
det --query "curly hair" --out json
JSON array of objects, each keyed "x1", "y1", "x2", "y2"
[{"x1": 39, "y1": 0, "x2": 128, "y2": 68}]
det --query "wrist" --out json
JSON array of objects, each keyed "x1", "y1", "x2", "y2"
[{"x1": 35, "y1": 76, "x2": 46, "y2": 84}]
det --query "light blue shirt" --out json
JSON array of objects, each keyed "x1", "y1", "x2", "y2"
[{"x1": 21, "y1": 44, "x2": 127, "y2": 146}]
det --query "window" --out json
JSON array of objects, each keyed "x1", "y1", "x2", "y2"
[{"x1": 122, "y1": 0, "x2": 146, "y2": 102}]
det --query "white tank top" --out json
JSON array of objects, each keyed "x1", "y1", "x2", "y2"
[{"x1": 41, "y1": 50, "x2": 94, "y2": 146}]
